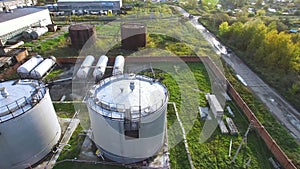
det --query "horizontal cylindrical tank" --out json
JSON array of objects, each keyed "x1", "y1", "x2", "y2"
[
  {"x1": 112, "y1": 55, "x2": 125, "y2": 76},
  {"x1": 86, "y1": 74, "x2": 169, "y2": 164},
  {"x1": 121, "y1": 23, "x2": 146, "y2": 50},
  {"x1": 77, "y1": 55, "x2": 95, "y2": 79},
  {"x1": 30, "y1": 56, "x2": 56, "y2": 79},
  {"x1": 3, "y1": 41, "x2": 24, "y2": 53},
  {"x1": 93, "y1": 55, "x2": 108, "y2": 78},
  {"x1": 69, "y1": 24, "x2": 96, "y2": 49},
  {"x1": 22, "y1": 29, "x2": 33, "y2": 40},
  {"x1": 30, "y1": 27, "x2": 48, "y2": 40},
  {"x1": 0, "y1": 79, "x2": 61, "y2": 169},
  {"x1": 17, "y1": 55, "x2": 44, "y2": 78}
]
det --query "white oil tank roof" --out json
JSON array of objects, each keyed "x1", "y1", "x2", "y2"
[
  {"x1": 0, "y1": 79, "x2": 43, "y2": 117},
  {"x1": 90, "y1": 74, "x2": 168, "y2": 114}
]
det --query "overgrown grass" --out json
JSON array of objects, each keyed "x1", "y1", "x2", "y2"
[
  {"x1": 53, "y1": 103, "x2": 75, "y2": 118},
  {"x1": 24, "y1": 33, "x2": 78, "y2": 57},
  {"x1": 44, "y1": 69, "x2": 64, "y2": 81},
  {"x1": 57, "y1": 125, "x2": 85, "y2": 161},
  {"x1": 225, "y1": 66, "x2": 300, "y2": 168},
  {"x1": 163, "y1": 62, "x2": 274, "y2": 169}
]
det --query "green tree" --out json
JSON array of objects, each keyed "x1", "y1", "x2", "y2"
[
  {"x1": 268, "y1": 21, "x2": 288, "y2": 32},
  {"x1": 227, "y1": 21, "x2": 244, "y2": 45},
  {"x1": 257, "y1": 31, "x2": 295, "y2": 73},
  {"x1": 256, "y1": 9, "x2": 266, "y2": 16},
  {"x1": 255, "y1": 0, "x2": 263, "y2": 8},
  {"x1": 246, "y1": 21, "x2": 268, "y2": 61},
  {"x1": 219, "y1": 21, "x2": 230, "y2": 37}
]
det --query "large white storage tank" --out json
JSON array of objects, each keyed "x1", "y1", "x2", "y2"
[
  {"x1": 112, "y1": 55, "x2": 125, "y2": 76},
  {"x1": 0, "y1": 79, "x2": 61, "y2": 169},
  {"x1": 86, "y1": 74, "x2": 168, "y2": 164},
  {"x1": 77, "y1": 55, "x2": 95, "y2": 79},
  {"x1": 17, "y1": 55, "x2": 44, "y2": 78},
  {"x1": 93, "y1": 55, "x2": 108, "y2": 78},
  {"x1": 30, "y1": 56, "x2": 56, "y2": 79}
]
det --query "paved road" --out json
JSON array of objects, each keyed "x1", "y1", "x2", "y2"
[{"x1": 173, "y1": 6, "x2": 300, "y2": 141}]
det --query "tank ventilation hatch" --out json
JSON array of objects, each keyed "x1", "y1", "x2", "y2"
[
  {"x1": 0, "y1": 87, "x2": 9, "y2": 98},
  {"x1": 129, "y1": 82, "x2": 135, "y2": 92}
]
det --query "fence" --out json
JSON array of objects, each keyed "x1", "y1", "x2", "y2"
[{"x1": 201, "y1": 56, "x2": 297, "y2": 169}]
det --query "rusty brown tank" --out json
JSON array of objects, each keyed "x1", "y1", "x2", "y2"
[
  {"x1": 121, "y1": 23, "x2": 146, "y2": 50},
  {"x1": 69, "y1": 24, "x2": 96, "y2": 49}
]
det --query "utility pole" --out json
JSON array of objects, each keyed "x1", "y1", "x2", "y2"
[
  {"x1": 231, "y1": 122, "x2": 252, "y2": 163},
  {"x1": 228, "y1": 138, "x2": 232, "y2": 157}
]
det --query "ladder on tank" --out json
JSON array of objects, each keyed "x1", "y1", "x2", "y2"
[{"x1": 124, "y1": 108, "x2": 140, "y2": 139}]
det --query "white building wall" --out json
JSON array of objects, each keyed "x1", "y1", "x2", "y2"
[
  {"x1": 0, "y1": 9, "x2": 52, "y2": 37},
  {"x1": 57, "y1": 0, "x2": 122, "y2": 12}
]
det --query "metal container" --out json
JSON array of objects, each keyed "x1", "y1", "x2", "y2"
[
  {"x1": 0, "y1": 79, "x2": 61, "y2": 169},
  {"x1": 121, "y1": 23, "x2": 146, "y2": 50},
  {"x1": 77, "y1": 55, "x2": 95, "y2": 79},
  {"x1": 46, "y1": 24, "x2": 58, "y2": 32},
  {"x1": 112, "y1": 55, "x2": 124, "y2": 76},
  {"x1": 86, "y1": 74, "x2": 168, "y2": 164},
  {"x1": 17, "y1": 55, "x2": 44, "y2": 78},
  {"x1": 93, "y1": 55, "x2": 108, "y2": 78},
  {"x1": 30, "y1": 27, "x2": 48, "y2": 40},
  {"x1": 69, "y1": 24, "x2": 96, "y2": 49},
  {"x1": 206, "y1": 94, "x2": 224, "y2": 119},
  {"x1": 22, "y1": 29, "x2": 33, "y2": 40},
  {"x1": 30, "y1": 56, "x2": 56, "y2": 79}
]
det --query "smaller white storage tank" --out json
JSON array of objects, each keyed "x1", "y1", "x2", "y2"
[
  {"x1": 30, "y1": 27, "x2": 49, "y2": 40},
  {"x1": 77, "y1": 55, "x2": 95, "y2": 79},
  {"x1": 17, "y1": 55, "x2": 44, "y2": 78},
  {"x1": 93, "y1": 55, "x2": 108, "y2": 78},
  {"x1": 30, "y1": 56, "x2": 56, "y2": 79},
  {"x1": 112, "y1": 55, "x2": 125, "y2": 76}
]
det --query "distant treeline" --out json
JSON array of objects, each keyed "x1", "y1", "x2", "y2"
[{"x1": 219, "y1": 19, "x2": 300, "y2": 110}]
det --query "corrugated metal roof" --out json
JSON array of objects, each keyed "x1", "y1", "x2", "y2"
[
  {"x1": 0, "y1": 7, "x2": 48, "y2": 23},
  {"x1": 0, "y1": 0, "x2": 19, "y2": 2},
  {"x1": 57, "y1": 0, "x2": 120, "y2": 2}
]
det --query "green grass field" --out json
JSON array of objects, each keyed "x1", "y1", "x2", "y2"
[
  {"x1": 36, "y1": 3, "x2": 292, "y2": 168},
  {"x1": 164, "y1": 63, "x2": 274, "y2": 169}
]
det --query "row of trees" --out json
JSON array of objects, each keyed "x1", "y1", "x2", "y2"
[{"x1": 219, "y1": 19, "x2": 300, "y2": 106}]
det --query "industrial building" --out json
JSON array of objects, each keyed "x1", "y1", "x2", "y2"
[
  {"x1": 0, "y1": 79, "x2": 61, "y2": 169},
  {"x1": 86, "y1": 73, "x2": 169, "y2": 164},
  {"x1": 57, "y1": 0, "x2": 122, "y2": 14},
  {"x1": 0, "y1": 0, "x2": 37, "y2": 12},
  {"x1": 0, "y1": 7, "x2": 52, "y2": 46}
]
